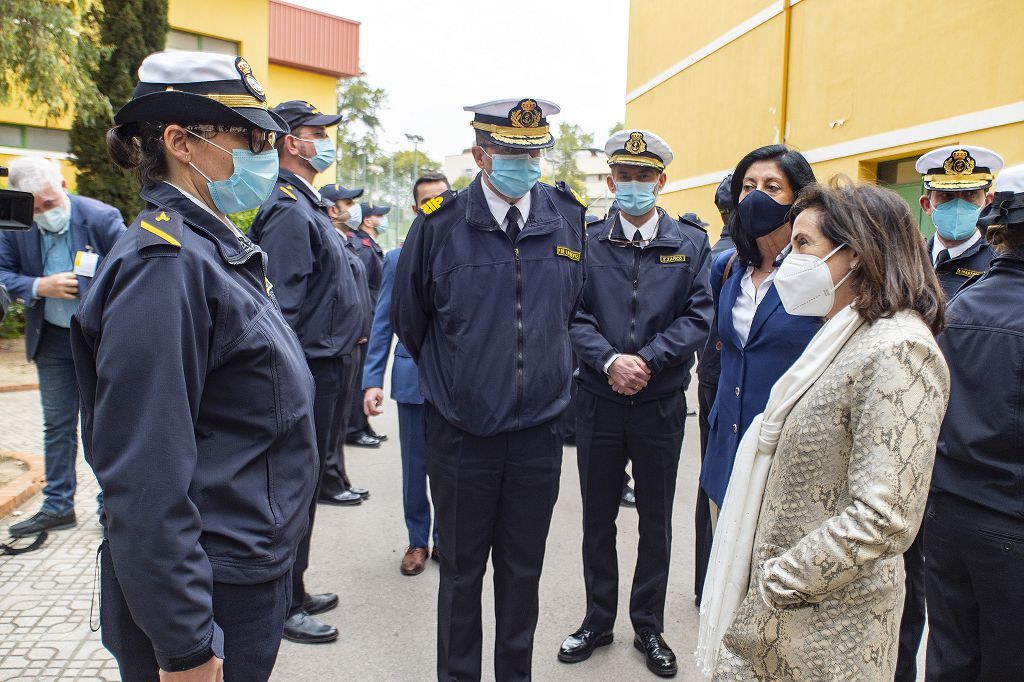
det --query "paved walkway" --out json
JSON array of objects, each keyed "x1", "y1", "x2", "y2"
[{"x1": 0, "y1": 383, "x2": 927, "y2": 680}]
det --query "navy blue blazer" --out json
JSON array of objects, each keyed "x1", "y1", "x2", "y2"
[
  {"x1": 0, "y1": 193, "x2": 126, "y2": 360},
  {"x1": 362, "y1": 247, "x2": 423, "y2": 404},
  {"x1": 698, "y1": 249, "x2": 820, "y2": 506}
]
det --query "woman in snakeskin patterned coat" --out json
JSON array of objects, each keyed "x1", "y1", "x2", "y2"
[{"x1": 713, "y1": 180, "x2": 950, "y2": 680}]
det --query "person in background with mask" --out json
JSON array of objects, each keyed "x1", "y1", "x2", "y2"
[
  {"x1": 699, "y1": 145, "x2": 820, "y2": 524},
  {"x1": 916, "y1": 145, "x2": 1003, "y2": 301},
  {"x1": 699, "y1": 179, "x2": 949, "y2": 681},
  {"x1": 71, "y1": 51, "x2": 316, "y2": 681},
  {"x1": 560, "y1": 130, "x2": 713, "y2": 677},
  {"x1": 924, "y1": 163, "x2": 1024, "y2": 681},
  {"x1": 0, "y1": 155, "x2": 125, "y2": 539},
  {"x1": 321, "y1": 182, "x2": 364, "y2": 237},
  {"x1": 346, "y1": 201, "x2": 390, "y2": 448},
  {"x1": 363, "y1": 172, "x2": 450, "y2": 576},
  {"x1": 392, "y1": 97, "x2": 585, "y2": 681},
  {"x1": 249, "y1": 99, "x2": 367, "y2": 645}
]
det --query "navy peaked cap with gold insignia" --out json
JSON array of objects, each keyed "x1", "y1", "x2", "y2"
[
  {"x1": 115, "y1": 51, "x2": 288, "y2": 135},
  {"x1": 604, "y1": 129, "x2": 673, "y2": 171},
  {"x1": 360, "y1": 202, "x2": 391, "y2": 217},
  {"x1": 319, "y1": 183, "x2": 363, "y2": 202},
  {"x1": 465, "y1": 98, "x2": 560, "y2": 150},
  {"x1": 915, "y1": 145, "x2": 1004, "y2": 191},
  {"x1": 272, "y1": 100, "x2": 343, "y2": 130}
]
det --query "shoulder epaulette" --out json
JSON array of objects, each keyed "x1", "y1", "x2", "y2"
[
  {"x1": 678, "y1": 214, "x2": 708, "y2": 233},
  {"x1": 419, "y1": 189, "x2": 457, "y2": 217},
  {"x1": 136, "y1": 208, "x2": 184, "y2": 256},
  {"x1": 556, "y1": 181, "x2": 588, "y2": 208},
  {"x1": 277, "y1": 184, "x2": 299, "y2": 201}
]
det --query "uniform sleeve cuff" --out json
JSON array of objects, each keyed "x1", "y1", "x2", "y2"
[
  {"x1": 637, "y1": 347, "x2": 657, "y2": 373},
  {"x1": 602, "y1": 352, "x2": 621, "y2": 374},
  {"x1": 156, "y1": 622, "x2": 224, "y2": 673}
]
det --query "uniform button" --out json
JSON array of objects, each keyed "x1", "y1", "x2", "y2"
[
  {"x1": 732, "y1": 424, "x2": 738, "y2": 433},
  {"x1": 735, "y1": 387, "x2": 741, "y2": 396}
]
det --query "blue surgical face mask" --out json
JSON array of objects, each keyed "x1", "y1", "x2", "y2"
[
  {"x1": 343, "y1": 202, "x2": 362, "y2": 230},
  {"x1": 484, "y1": 150, "x2": 541, "y2": 198},
  {"x1": 35, "y1": 199, "x2": 70, "y2": 234},
  {"x1": 377, "y1": 216, "x2": 389, "y2": 232},
  {"x1": 614, "y1": 180, "x2": 658, "y2": 216},
  {"x1": 738, "y1": 189, "x2": 792, "y2": 238},
  {"x1": 187, "y1": 130, "x2": 279, "y2": 215},
  {"x1": 932, "y1": 197, "x2": 981, "y2": 242},
  {"x1": 296, "y1": 136, "x2": 336, "y2": 172}
]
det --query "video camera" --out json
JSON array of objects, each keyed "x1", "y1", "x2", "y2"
[{"x1": 0, "y1": 166, "x2": 34, "y2": 231}]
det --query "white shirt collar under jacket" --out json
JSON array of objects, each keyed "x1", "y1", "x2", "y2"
[
  {"x1": 932, "y1": 229, "x2": 981, "y2": 262},
  {"x1": 481, "y1": 175, "x2": 531, "y2": 230},
  {"x1": 619, "y1": 210, "x2": 659, "y2": 242}
]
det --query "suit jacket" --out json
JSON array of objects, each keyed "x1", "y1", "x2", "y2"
[
  {"x1": 362, "y1": 247, "x2": 422, "y2": 404},
  {"x1": 0, "y1": 193, "x2": 126, "y2": 360},
  {"x1": 699, "y1": 249, "x2": 820, "y2": 506}
]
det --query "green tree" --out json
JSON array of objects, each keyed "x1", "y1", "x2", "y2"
[
  {"x1": 69, "y1": 0, "x2": 167, "y2": 219},
  {"x1": 0, "y1": 1, "x2": 108, "y2": 125},
  {"x1": 335, "y1": 71, "x2": 387, "y2": 189},
  {"x1": 451, "y1": 175, "x2": 472, "y2": 191},
  {"x1": 547, "y1": 122, "x2": 594, "y2": 198},
  {"x1": 608, "y1": 121, "x2": 624, "y2": 136}
]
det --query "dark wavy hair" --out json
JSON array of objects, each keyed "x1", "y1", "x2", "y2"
[
  {"x1": 729, "y1": 144, "x2": 816, "y2": 267},
  {"x1": 791, "y1": 177, "x2": 945, "y2": 334}
]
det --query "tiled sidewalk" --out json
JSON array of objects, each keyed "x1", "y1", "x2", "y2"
[{"x1": 0, "y1": 390, "x2": 119, "y2": 681}]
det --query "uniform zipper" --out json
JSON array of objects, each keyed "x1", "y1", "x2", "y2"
[
  {"x1": 514, "y1": 245, "x2": 524, "y2": 430},
  {"x1": 629, "y1": 246, "x2": 641, "y2": 351}
]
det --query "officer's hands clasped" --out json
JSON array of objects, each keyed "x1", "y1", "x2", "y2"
[{"x1": 608, "y1": 355, "x2": 651, "y2": 396}]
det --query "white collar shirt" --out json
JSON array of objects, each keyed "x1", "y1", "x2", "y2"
[
  {"x1": 932, "y1": 230, "x2": 981, "y2": 263},
  {"x1": 481, "y1": 176, "x2": 531, "y2": 230}
]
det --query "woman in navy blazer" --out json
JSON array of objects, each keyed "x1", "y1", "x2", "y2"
[{"x1": 699, "y1": 146, "x2": 820, "y2": 511}]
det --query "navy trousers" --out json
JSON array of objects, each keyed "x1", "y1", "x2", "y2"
[
  {"x1": 424, "y1": 402, "x2": 562, "y2": 682},
  {"x1": 397, "y1": 402, "x2": 437, "y2": 549},
  {"x1": 320, "y1": 353, "x2": 358, "y2": 497},
  {"x1": 100, "y1": 543, "x2": 291, "y2": 681}
]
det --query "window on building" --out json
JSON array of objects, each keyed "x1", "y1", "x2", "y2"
[
  {"x1": 877, "y1": 156, "x2": 934, "y2": 238},
  {"x1": 0, "y1": 124, "x2": 69, "y2": 153},
  {"x1": 166, "y1": 29, "x2": 239, "y2": 56}
]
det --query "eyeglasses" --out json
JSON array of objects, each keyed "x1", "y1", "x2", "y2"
[
  {"x1": 605, "y1": 220, "x2": 652, "y2": 248},
  {"x1": 185, "y1": 124, "x2": 277, "y2": 153}
]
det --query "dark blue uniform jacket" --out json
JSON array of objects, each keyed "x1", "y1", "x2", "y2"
[
  {"x1": 699, "y1": 249, "x2": 820, "y2": 506},
  {"x1": 570, "y1": 209, "x2": 713, "y2": 403},
  {"x1": 70, "y1": 182, "x2": 318, "y2": 671},
  {"x1": 363, "y1": 247, "x2": 423, "y2": 404},
  {"x1": 929, "y1": 233, "x2": 994, "y2": 301},
  {"x1": 392, "y1": 175, "x2": 586, "y2": 437},
  {"x1": 932, "y1": 254, "x2": 1024, "y2": 520},
  {"x1": 249, "y1": 169, "x2": 365, "y2": 358},
  {"x1": 351, "y1": 228, "x2": 384, "y2": 307},
  {"x1": 0, "y1": 193, "x2": 126, "y2": 359}
]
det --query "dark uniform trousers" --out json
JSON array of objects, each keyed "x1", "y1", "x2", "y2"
[
  {"x1": 319, "y1": 354, "x2": 359, "y2": 498},
  {"x1": 423, "y1": 401, "x2": 562, "y2": 682},
  {"x1": 895, "y1": 531, "x2": 927, "y2": 680},
  {"x1": 294, "y1": 350, "x2": 358, "y2": 610},
  {"x1": 100, "y1": 542, "x2": 291, "y2": 681},
  {"x1": 923, "y1": 494, "x2": 1024, "y2": 681},
  {"x1": 694, "y1": 378, "x2": 716, "y2": 604},
  {"x1": 576, "y1": 388, "x2": 686, "y2": 634},
  {"x1": 348, "y1": 342, "x2": 370, "y2": 437}
]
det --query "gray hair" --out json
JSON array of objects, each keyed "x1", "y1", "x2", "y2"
[{"x1": 7, "y1": 156, "x2": 65, "y2": 194}]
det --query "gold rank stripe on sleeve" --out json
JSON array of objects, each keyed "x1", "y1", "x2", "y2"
[
  {"x1": 279, "y1": 185, "x2": 298, "y2": 201},
  {"x1": 555, "y1": 246, "x2": 581, "y2": 262},
  {"x1": 140, "y1": 219, "x2": 182, "y2": 247},
  {"x1": 955, "y1": 268, "x2": 984, "y2": 277},
  {"x1": 659, "y1": 254, "x2": 688, "y2": 264}
]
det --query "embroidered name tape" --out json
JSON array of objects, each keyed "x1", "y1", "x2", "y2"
[
  {"x1": 955, "y1": 268, "x2": 984, "y2": 277},
  {"x1": 555, "y1": 246, "x2": 581, "y2": 261},
  {"x1": 660, "y1": 254, "x2": 687, "y2": 264}
]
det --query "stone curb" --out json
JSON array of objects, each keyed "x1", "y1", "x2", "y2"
[
  {"x1": 0, "y1": 450, "x2": 45, "y2": 519},
  {"x1": 0, "y1": 383, "x2": 39, "y2": 394}
]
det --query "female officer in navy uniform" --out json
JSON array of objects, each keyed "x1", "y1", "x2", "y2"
[{"x1": 71, "y1": 51, "x2": 317, "y2": 681}]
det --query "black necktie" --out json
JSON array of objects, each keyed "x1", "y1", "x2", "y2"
[
  {"x1": 633, "y1": 229, "x2": 643, "y2": 243},
  {"x1": 935, "y1": 249, "x2": 950, "y2": 268},
  {"x1": 505, "y1": 205, "x2": 521, "y2": 242}
]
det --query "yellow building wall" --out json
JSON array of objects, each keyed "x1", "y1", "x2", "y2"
[
  {"x1": 169, "y1": 0, "x2": 269, "y2": 74},
  {"x1": 627, "y1": 0, "x2": 1024, "y2": 242}
]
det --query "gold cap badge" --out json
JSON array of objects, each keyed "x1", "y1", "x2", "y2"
[
  {"x1": 235, "y1": 57, "x2": 265, "y2": 100},
  {"x1": 943, "y1": 149, "x2": 976, "y2": 176},
  {"x1": 509, "y1": 99, "x2": 542, "y2": 129},
  {"x1": 625, "y1": 132, "x2": 648, "y2": 155}
]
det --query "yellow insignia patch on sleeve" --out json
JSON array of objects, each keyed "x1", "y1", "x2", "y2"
[
  {"x1": 279, "y1": 185, "x2": 297, "y2": 201},
  {"x1": 140, "y1": 219, "x2": 182, "y2": 247},
  {"x1": 659, "y1": 254, "x2": 688, "y2": 264},
  {"x1": 955, "y1": 268, "x2": 984, "y2": 277},
  {"x1": 556, "y1": 246, "x2": 581, "y2": 262},
  {"x1": 420, "y1": 195, "x2": 445, "y2": 215},
  {"x1": 155, "y1": 211, "x2": 171, "y2": 222}
]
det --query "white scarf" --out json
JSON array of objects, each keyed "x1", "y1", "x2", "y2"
[{"x1": 696, "y1": 304, "x2": 864, "y2": 677}]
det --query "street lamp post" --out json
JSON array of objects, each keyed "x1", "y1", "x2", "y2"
[{"x1": 405, "y1": 133, "x2": 424, "y2": 185}]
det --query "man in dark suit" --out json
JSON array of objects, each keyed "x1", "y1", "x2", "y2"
[
  {"x1": 0, "y1": 156, "x2": 126, "y2": 537},
  {"x1": 363, "y1": 173, "x2": 449, "y2": 576}
]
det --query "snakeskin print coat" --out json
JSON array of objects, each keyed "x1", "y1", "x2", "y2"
[{"x1": 714, "y1": 312, "x2": 950, "y2": 681}]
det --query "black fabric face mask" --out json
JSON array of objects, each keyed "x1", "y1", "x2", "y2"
[{"x1": 738, "y1": 189, "x2": 792, "y2": 238}]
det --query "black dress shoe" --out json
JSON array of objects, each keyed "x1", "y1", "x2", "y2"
[
  {"x1": 346, "y1": 431, "x2": 381, "y2": 448},
  {"x1": 366, "y1": 427, "x2": 388, "y2": 442},
  {"x1": 318, "y1": 490, "x2": 362, "y2": 506},
  {"x1": 620, "y1": 485, "x2": 636, "y2": 508},
  {"x1": 347, "y1": 486, "x2": 370, "y2": 499},
  {"x1": 430, "y1": 547, "x2": 441, "y2": 563},
  {"x1": 282, "y1": 611, "x2": 338, "y2": 644},
  {"x1": 558, "y1": 628, "x2": 613, "y2": 663},
  {"x1": 302, "y1": 592, "x2": 339, "y2": 615},
  {"x1": 8, "y1": 510, "x2": 76, "y2": 538},
  {"x1": 633, "y1": 632, "x2": 677, "y2": 677}
]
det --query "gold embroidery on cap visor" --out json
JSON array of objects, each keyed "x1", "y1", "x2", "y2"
[
  {"x1": 470, "y1": 121, "x2": 552, "y2": 146},
  {"x1": 922, "y1": 172, "x2": 993, "y2": 190},
  {"x1": 607, "y1": 153, "x2": 665, "y2": 171},
  {"x1": 202, "y1": 94, "x2": 269, "y2": 110}
]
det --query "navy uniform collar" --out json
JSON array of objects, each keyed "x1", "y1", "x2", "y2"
[
  {"x1": 464, "y1": 174, "x2": 561, "y2": 234},
  {"x1": 600, "y1": 208, "x2": 683, "y2": 249},
  {"x1": 140, "y1": 182, "x2": 260, "y2": 264},
  {"x1": 278, "y1": 169, "x2": 330, "y2": 209}
]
